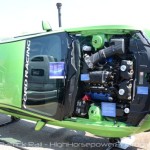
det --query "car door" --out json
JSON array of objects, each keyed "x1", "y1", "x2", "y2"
[{"x1": 22, "y1": 32, "x2": 68, "y2": 119}]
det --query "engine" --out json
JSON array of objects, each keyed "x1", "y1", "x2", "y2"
[{"x1": 75, "y1": 37, "x2": 135, "y2": 122}]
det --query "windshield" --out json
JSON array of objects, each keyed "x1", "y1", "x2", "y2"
[
  {"x1": 23, "y1": 32, "x2": 68, "y2": 117},
  {"x1": 29, "y1": 33, "x2": 67, "y2": 60}
]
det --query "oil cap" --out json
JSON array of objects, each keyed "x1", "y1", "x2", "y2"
[{"x1": 92, "y1": 35, "x2": 105, "y2": 50}]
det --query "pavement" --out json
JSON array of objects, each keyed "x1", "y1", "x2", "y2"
[{"x1": 0, "y1": 114, "x2": 149, "y2": 150}]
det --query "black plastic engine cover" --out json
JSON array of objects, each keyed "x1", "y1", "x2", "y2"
[
  {"x1": 89, "y1": 71, "x2": 112, "y2": 84},
  {"x1": 120, "y1": 60, "x2": 134, "y2": 79},
  {"x1": 75, "y1": 99, "x2": 90, "y2": 117},
  {"x1": 118, "y1": 81, "x2": 132, "y2": 100},
  {"x1": 126, "y1": 33, "x2": 150, "y2": 126}
]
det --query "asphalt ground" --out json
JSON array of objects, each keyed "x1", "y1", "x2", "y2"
[{"x1": 0, "y1": 114, "x2": 149, "y2": 150}]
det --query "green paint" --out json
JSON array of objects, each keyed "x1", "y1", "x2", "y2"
[
  {"x1": 0, "y1": 25, "x2": 149, "y2": 139},
  {"x1": 42, "y1": 20, "x2": 52, "y2": 32},
  {"x1": 0, "y1": 41, "x2": 25, "y2": 108},
  {"x1": 88, "y1": 104, "x2": 103, "y2": 121},
  {"x1": 0, "y1": 103, "x2": 150, "y2": 138},
  {"x1": 35, "y1": 120, "x2": 46, "y2": 131},
  {"x1": 65, "y1": 25, "x2": 139, "y2": 36},
  {"x1": 92, "y1": 34, "x2": 105, "y2": 50}
]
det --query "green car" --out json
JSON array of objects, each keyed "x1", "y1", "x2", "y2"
[{"x1": 0, "y1": 24, "x2": 150, "y2": 140}]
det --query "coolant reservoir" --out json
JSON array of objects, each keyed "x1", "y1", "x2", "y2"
[{"x1": 92, "y1": 35, "x2": 105, "y2": 50}]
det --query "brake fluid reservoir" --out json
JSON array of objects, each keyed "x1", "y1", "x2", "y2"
[
  {"x1": 92, "y1": 35, "x2": 105, "y2": 50},
  {"x1": 88, "y1": 104, "x2": 103, "y2": 121}
]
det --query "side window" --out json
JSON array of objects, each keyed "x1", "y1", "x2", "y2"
[
  {"x1": 23, "y1": 33, "x2": 67, "y2": 117},
  {"x1": 30, "y1": 35, "x2": 62, "y2": 61}
]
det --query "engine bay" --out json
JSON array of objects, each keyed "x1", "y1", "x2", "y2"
[{"x1": 73, "y1": 32, "x2": 150, "y2": 126}]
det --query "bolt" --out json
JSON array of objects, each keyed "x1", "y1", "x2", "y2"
[
  {"x1": 119, "y1": 89, "x2": 125, "y2": 95},
  {"x1": 120, "y1": 65, "x2": 127, "y2": 71},
  {"x1": 124, "y1": 108, "x2": 130, "y2": 114}
]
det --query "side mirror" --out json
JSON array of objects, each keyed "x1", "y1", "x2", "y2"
[{"x1": 42, "y1": 21, "x2": 52, "y2": 32}]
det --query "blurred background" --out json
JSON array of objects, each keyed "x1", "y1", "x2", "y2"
[{"x1": 0, "y1": 0, "x2": 150, "y2": 38}]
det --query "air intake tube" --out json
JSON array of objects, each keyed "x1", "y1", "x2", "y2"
[{"x1": 84, "y1": 39, "x2": 125, "y2": 69}]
